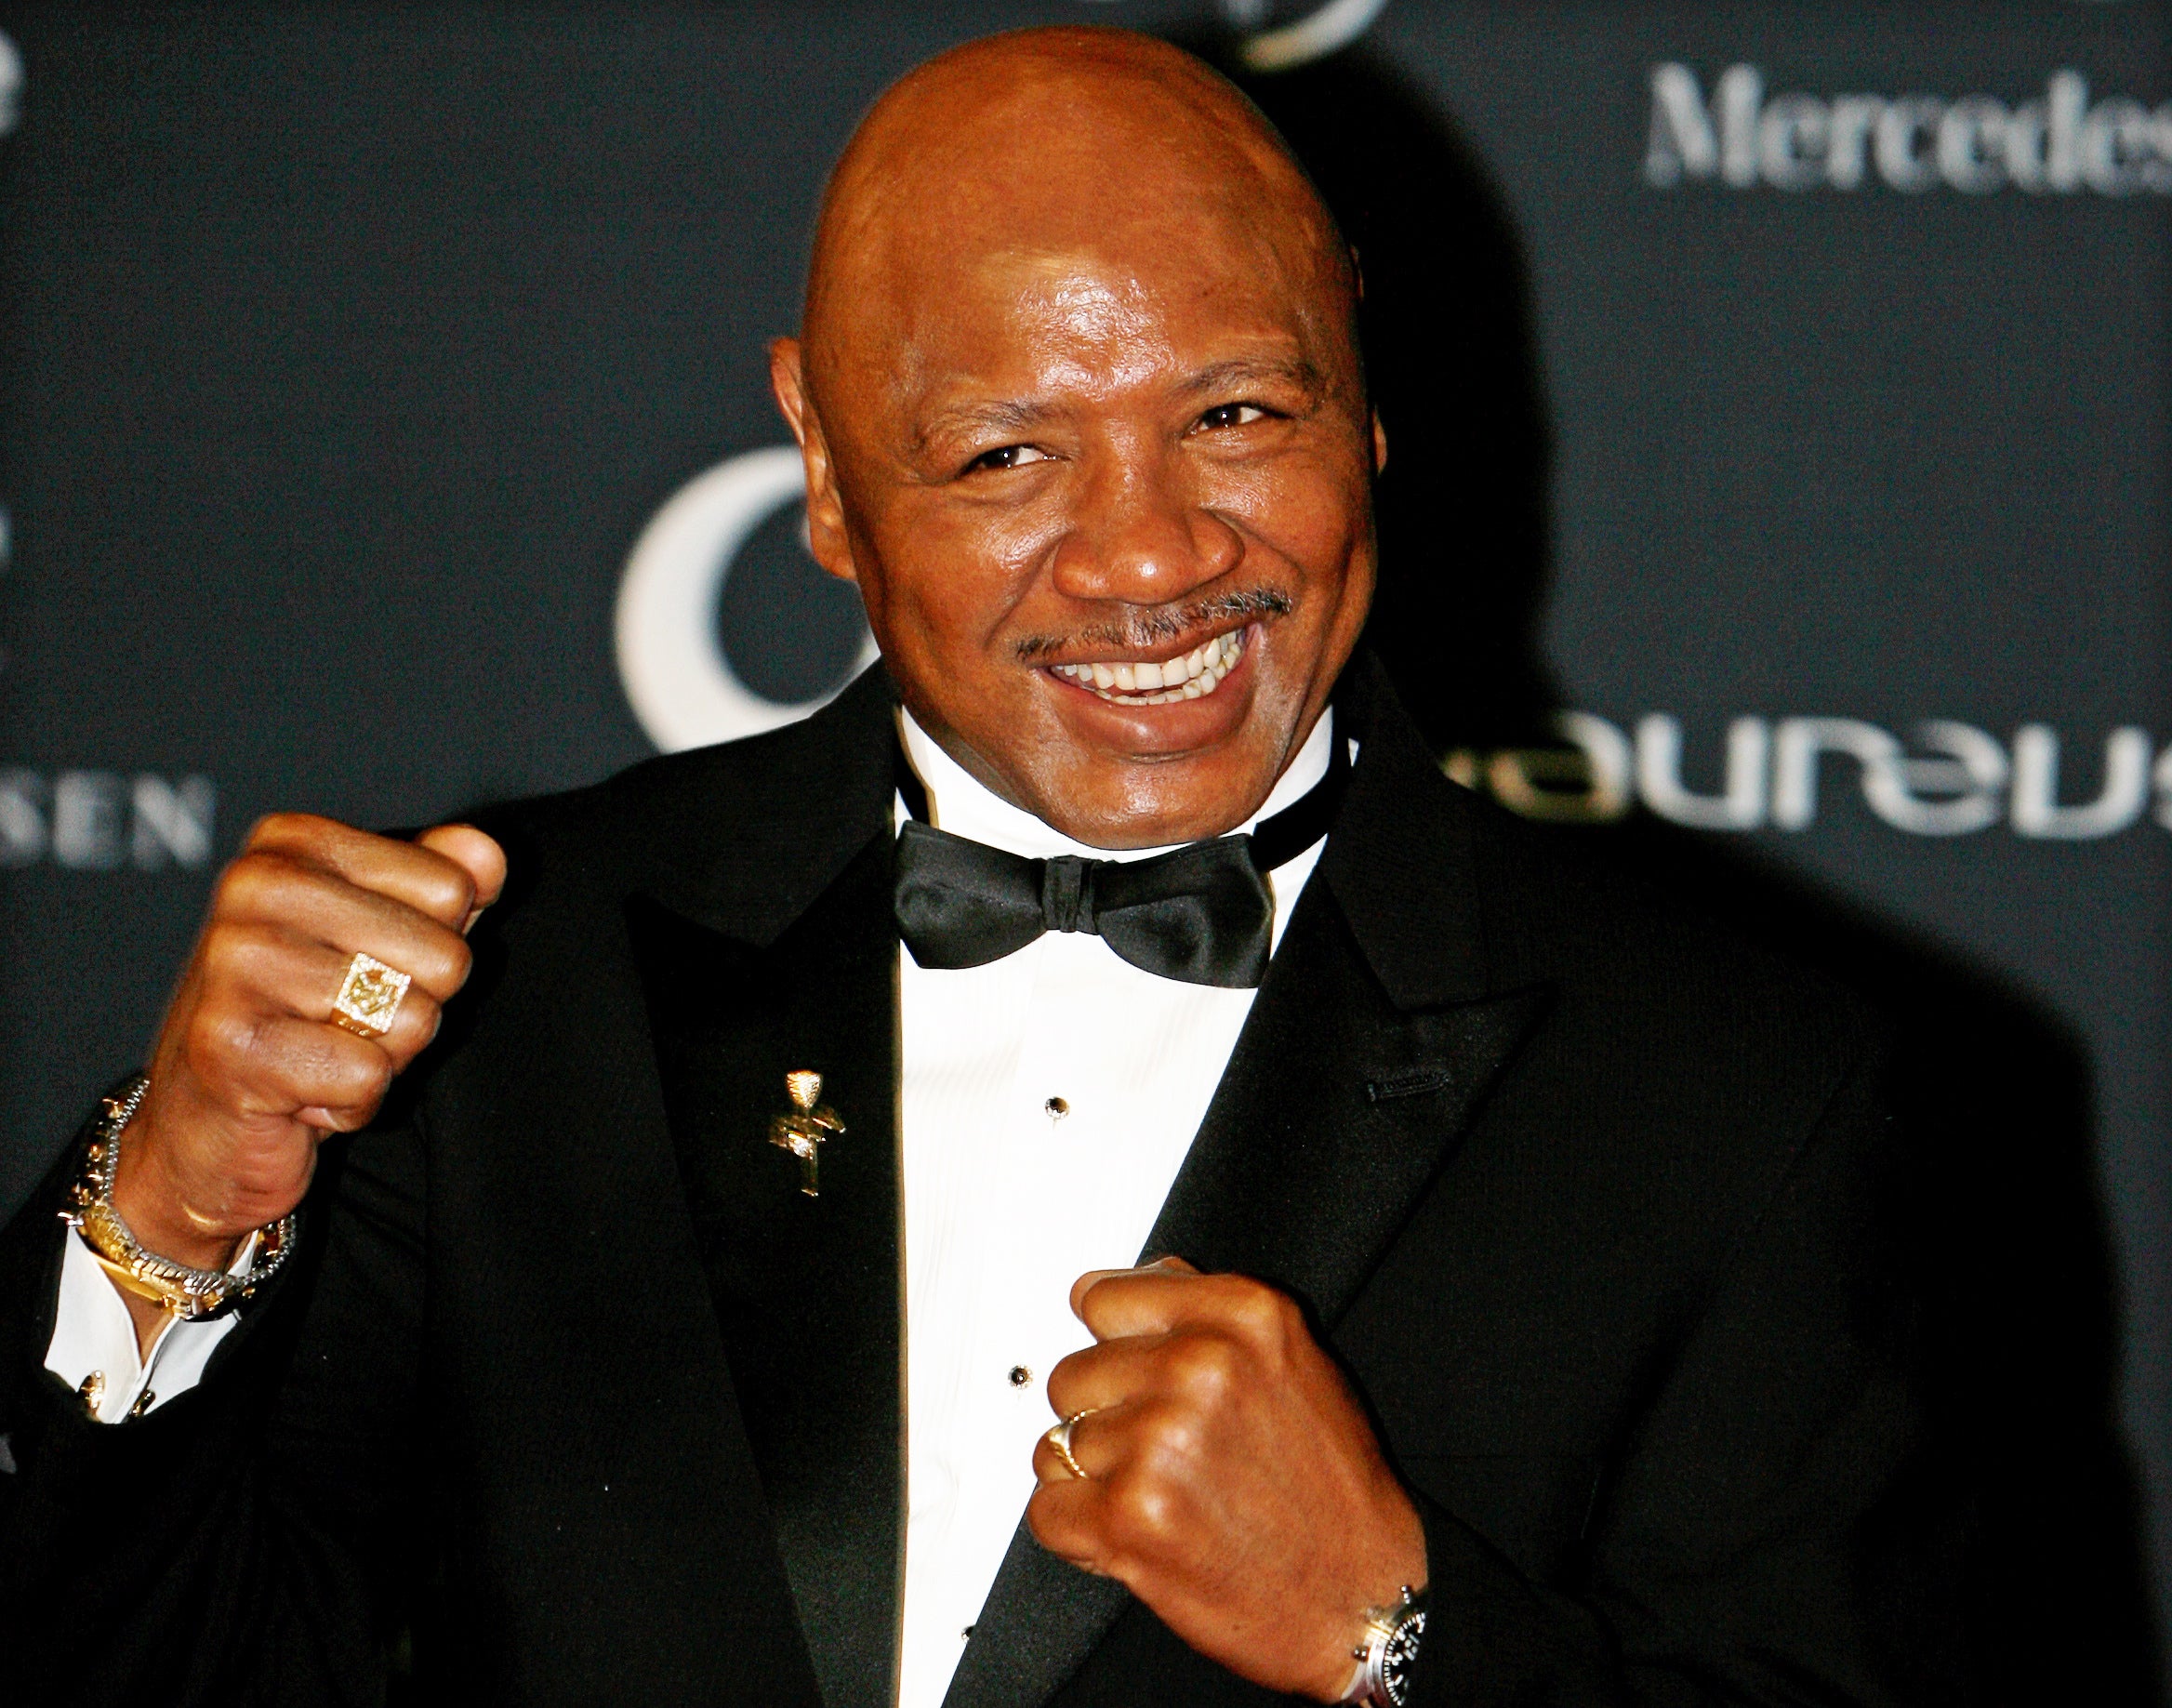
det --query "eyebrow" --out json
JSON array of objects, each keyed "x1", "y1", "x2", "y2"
[
  {"x1": 912, "y1": 398, "x2": 1053, "y2": 454},
  {"x1": 912, "y1": 355, "x2": 1328, "y2": 456},
  {"x1": 1172, "y1": 355, "x2": 1327, "y2": 400}
]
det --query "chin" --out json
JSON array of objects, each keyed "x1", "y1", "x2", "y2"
[{"x1": 1026, "y1": 730, "x2": 1291, "y2": 851}]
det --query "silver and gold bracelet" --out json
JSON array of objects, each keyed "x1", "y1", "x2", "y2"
[{"x1": 61, "y1": 1074, "x2": 297, "y2": 1321}]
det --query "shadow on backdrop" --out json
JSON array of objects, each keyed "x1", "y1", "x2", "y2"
[{"x1": 1207, "y1": 38, "x2": 2164, "y2": 1704}]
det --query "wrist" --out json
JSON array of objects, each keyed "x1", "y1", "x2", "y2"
[
  {"x1": 68, "y1": 1075, "x2": 298, "y2": 1322},
  {"x1": 1334, "y1": 1489, "x2": 1427, "y2": 1703},
  {"x1": 112, "y1": 1155, "x2": 245, "y2": 1273},
  {"x1": 1344, "y1": 1584, "x2": 1428, "y2": 1706},
  {"x1": 111, "y1": 1102, "x2": 250, "y2": 1272}
]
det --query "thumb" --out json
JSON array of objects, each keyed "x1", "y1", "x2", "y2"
[{"x1": 416, "y1": 823, "x2": 508, "y2": 933}]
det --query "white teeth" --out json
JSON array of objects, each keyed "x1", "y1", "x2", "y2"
[{"x1": 1049, "y1": 628, "x2": 1248, "y2": 706}]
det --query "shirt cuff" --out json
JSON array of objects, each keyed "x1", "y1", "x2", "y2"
[{"x1": 44, "y1": 1225, "x2": 257, "y2": 1423}]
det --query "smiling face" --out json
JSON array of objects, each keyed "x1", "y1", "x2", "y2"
[{"x1": 772, "y1": 29, "x2": 1382, "y2": 847}]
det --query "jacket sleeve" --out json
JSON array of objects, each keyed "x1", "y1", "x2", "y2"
[
  {"x1": 0, "y1": 1104, "x2": 431, "y2": 1708},
  {"x1": 1404, "y1": 1048, "x2": 1967, "y2": 1708}
]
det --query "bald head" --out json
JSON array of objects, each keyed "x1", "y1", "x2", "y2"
[
  {"x1": 802, "y1": 27, "x2": 1358, "y2": 415},
  {"x1": 769, "y1": 26, "x2": 1382, "y2": 850}
]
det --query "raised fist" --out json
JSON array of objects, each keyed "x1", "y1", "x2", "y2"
[
  {"x1": 111, "y1": 814, "x2": 505, "y2": 1283},
  {"x1": 1028, "y1": 1259, "x2": 1427, "y2": 1701}
]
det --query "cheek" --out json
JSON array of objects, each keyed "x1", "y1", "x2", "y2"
[
  {"x1": 1207, "y1": 454, "x2": 1373, "y2": 596},
  {"x1": 865, "y1": 496, "x2": 1056, "y2": 660}
]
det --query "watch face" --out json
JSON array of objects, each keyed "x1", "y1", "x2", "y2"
[{"x1": 1381, "y1": 1608, "x2": 1426, "y2": 1705}]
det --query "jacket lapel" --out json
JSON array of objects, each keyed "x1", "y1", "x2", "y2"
[
  {"x1": 623, "y1": 667, "x2": 907, "y2": 1708},
  {"x1": 944, "y1": 662, "x2": 1548, "y2": 1708},
  {"x1": 1159, "y1": 655, "x2": 1548, "y2": 1325}
]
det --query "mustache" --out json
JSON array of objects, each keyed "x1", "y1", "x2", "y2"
[{"x1": 1013, "y1": 587, "x2": 1293, "y2": 663}]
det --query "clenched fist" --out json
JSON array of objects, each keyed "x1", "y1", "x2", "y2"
[
  {"x1": 110, "y1": 814, "x2": 505, "y2": 1329},
  {"x1": 1027, "y1": 1258, "x2": 1428, "y2": 1701}
]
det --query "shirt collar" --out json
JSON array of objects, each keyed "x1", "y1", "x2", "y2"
[{"x1": 895, "y1": 706, "x2": 1338, "y2": 870}]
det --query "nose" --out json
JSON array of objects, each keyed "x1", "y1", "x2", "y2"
[{"x1": 1048, "y1": 442, "x2": 1243, "y2": 610}]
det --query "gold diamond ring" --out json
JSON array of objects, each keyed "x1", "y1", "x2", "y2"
[
  {"x1": 329, "y1": 951, "x2": 413, "y2": 1039},
  {"x1": 1045, "y1": 1408, "x2": 1099, "y2": 1480}
]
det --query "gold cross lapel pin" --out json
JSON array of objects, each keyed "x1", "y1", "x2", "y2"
[{"x1": 768, "y1": 1070, "x2": 844, "y2": 1198}]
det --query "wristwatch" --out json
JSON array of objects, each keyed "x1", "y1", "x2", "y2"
[
  {"x1": 63, "y1": 1074, "x2": 297, "y2": 1321},
  {"x1": 1349, "y1": 1584, "x2": 1427, "y2": 1706}
]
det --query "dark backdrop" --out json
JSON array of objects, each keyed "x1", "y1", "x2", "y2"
[{"x1": 0, "y1": 2, "x2": 2164, "y2": 1694}]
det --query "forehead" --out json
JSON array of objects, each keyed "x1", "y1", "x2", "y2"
[
  {"x1": 812, "y1": 67, "x2": 1352, "y2": 410},
  {"x1": 900, "y1": 234, "x2": 1318, "y2": 393},
  {"x1": 850, "y1": 188, "x2": 1344, "y2": 421}
]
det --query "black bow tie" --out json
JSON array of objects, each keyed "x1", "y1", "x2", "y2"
[{"x1": 892, "y1": 730, "x2": 1348, "y2": 987}]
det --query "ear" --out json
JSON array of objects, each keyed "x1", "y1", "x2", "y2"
[
  {"x1": 769, "y1": 336, "x2": 860, "y2": 587},
  {"x1": 1371, "y1": 406, "x2": 1389, "y2": 476}
]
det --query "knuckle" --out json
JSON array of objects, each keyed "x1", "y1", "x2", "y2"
[
  {"x1": 322, "y1": 1039, "x2": 394, "y2": 1115},
  {"x1": 246, "y1": 811, "x2": 344, "y2": 861},
  {"x1": 428, "y1": 861, "x2": 479, "y2": 921},
  {"x1": 1145, "y1": 1401, "x2": 1206, "y2": 1464},
  {"x1": 431, "y1": 932, "x2": 474, "y2": 991},
  {"x1": 197, "y1": 918, "x2": 254, "y2": 972},
  {"x1": 1106, "y1": 1467, "x2": 1179, "y2": 1547},
  {"x1": 1044, "y1": 1352, "x2": 1088, "y2": 1410},
  {"x1": 215, "y1": 851, "x2": 304, "y2": 919},
  {"x1": 1225, "y1": 1276, "x2": 1285, "y2": 1332},
  {"x1": 211, "y1": 854, "x2": 265, "y2": 914},
  {"x1": 392, "y1": 934, "x2": 462, "y2": 1001},
  {"x1": 1025, "y1": 1487, "x2": 1089, "y2": 1560},
  {"x1": 1214, "y1": 1276, "x2": 1302, "y2": 1363},
  {"x1": 1259, "y1": 1293, "x2": 1307, "y2": 1369},
  {"x1": 245, "y1": 811, "x2": 310, "y2": 849},
  {"x1": 199, "y1": 921, "x2": 314, "y2": 1011},
  {"x1": 391, "y1": 992, "x2": 444, "y2": 1055},
  {"x1": 1169, "y1": 1332, "x2": 1241, "y2": 1399},
  {"x1": 189, "y1": 1002, "x2": 263, "y2": 1070},
  {"x1": 353, "y1": 1049, "x2": 394, "y2": 1104}
]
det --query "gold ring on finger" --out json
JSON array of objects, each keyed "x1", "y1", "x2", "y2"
[
  {"x1": 329, "y1": 951, "x2": 414, "y2": 1039},
  {"x1": 1045, "y1": 1408, "x2": 1099, "y2": 1480}
]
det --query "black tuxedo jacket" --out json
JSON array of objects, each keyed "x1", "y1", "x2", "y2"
[{"x1": 0, "y1": 660, "x2": 1962, "y2": 1706}]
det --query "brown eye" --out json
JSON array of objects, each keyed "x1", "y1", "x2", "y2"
[
  {"x1": 1196, "y1": 403, "x2": 1269, "y2": 431},
  {"x1": 967, "y1": 444, "x2": 1052, "y2": 474}
]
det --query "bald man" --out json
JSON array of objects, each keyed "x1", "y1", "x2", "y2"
[{"x1": 0, "y1": 27, "x2": 1959, "y2": 1708}]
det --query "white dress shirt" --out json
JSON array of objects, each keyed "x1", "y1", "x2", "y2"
[
  {"x1": 45, "y1": 703, "x2": 1341, "y2": 1708},
  {"x1": 893, "y1": 706, "x2": 1332, "y2": 1708},
  {"x1": 46, "y1": 1227, "x2": 254, "y2": 1422}
]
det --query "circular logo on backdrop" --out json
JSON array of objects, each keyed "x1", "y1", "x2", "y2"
[
  {"x1": 1229, "y1": 0, "x2": 1393, "y2": 71},
  {"x1": 0, "y1": 31, "x2": 21, "y2": 137},
  {"x1": 614, "y1": 447, "x2": 877, "y2": 754}
]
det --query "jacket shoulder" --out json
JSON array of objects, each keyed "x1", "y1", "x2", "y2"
[
  {"x1": 474, "y1": 703, "x2": 860, "y2": 849},
  {"x1": 1460, "y1": 786, "x2": 1889, "y2": 1103},
  {"x1": 456, "y1": 668, "x2": 898, "y2": 947}
]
